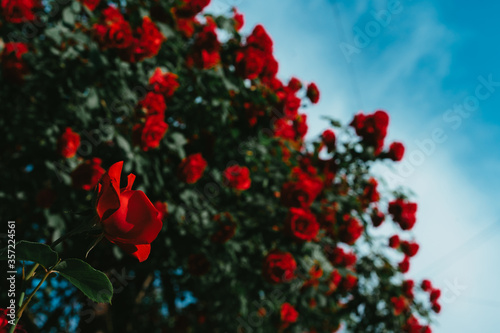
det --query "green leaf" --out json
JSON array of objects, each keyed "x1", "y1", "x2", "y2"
[
  {"x1": 55, "y1": 259, "x2": 113, "y2": 304},
  {"x1": 0, "y1": 241, "x2": 58, "y2": 269},
  {"x1": 62, "y1": 7, "x2": 75, "y2": 26}
]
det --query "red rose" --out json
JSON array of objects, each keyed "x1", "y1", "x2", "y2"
[
  {"x1": 359, "y1": 178, "x2": 380, "y2": 210},
  {"x1": 430, "y1": 288, "x2": 441, "y2": 303},
  {"x1": 287, "y1": 77, "x2": 302, "y2": 92},
  {"x1": 306, "y1": 82, "x2": 320, "y2": 104},
  {"x1": 371, "y1": 208, "x2": 385, "y2": 227},
  {"x1": 176, "y1": 16, "x2": 198, "y2": 37},
  {"x1": 93, "y1": 7, "x2": 133, "y2": 49},
  {"x1": 260, "y1": 54, "x2": 279, "y2": 81},
  {"x1": 1, "y1": 42, "x2": 29, "y2": 83},
  {"x1": 223, "y1": 164, "x2": 251, "y2": 191},
  {"x1": 421, "y1": 279, "x2": 432, "y2": 292},
  {"x1": 338, "y1": 215, "x2": 363, "y2": 245},
  {"x1": 285, "y1": 207, "x2": 319, "y2": 242},
  {"x1": 133, "y1": 115, "x2": 168, "y2": 151},
  {"x1": 273, "y1": 118, "x2": 296, "y2": 140},
  {"x1": 149, "y1": 68, "x2": 179, "y2": 98},
  {"x1": 432, "y1": 302, "x2": 441, "y2": 313},
  {"x1": 400, "y1": 240, "x2": 419, "y2": 257},
  {"x1": 388, "y1": 199, "x2": 418, "y2": 230},
  {"x1": 325, "y1": 246, "x2": 356, "y2": 267},
  {"x1": 235, "y1": 46, "x2": 266, "y2": 79},
  {"x1": 211, "y1": 212, "x2": 236, "y2": 244},
  {"x1": 232, "y1": 7, "x2": 244, "y2": 31},
  {"x1": 57, "y1": 127, "x2": 81, "y2": 158},
  {"x1": 81, "y1": 0, "x2": 99, "y2": 11},
  {"x1": 247, "y1": 24, "x2": 273, "y2": 54},
  {"x1": 387, "y1": 141, "x2": 405, "y2": 161},
  {"x1": 280, "y1": 303, "x2": 298, "y2": 323},
  {"x1": 283, "y1": 92, "x2": 301, "y2": 118},
  {"x1": 262, "y1": 251, "x2": 296, "y2": 284},
  {"x1": 71, "y1": 158, "x2": 106, "y2": 191},
  {"x1": 398, "y1": 256, "x2": 410, "y2": 273},
  {"x1": 188, "y1": 253, "x2": 210, "y2": 276},
  {"x1": 389, "y1": 235, "x2": 400, "y2": 248},
  {"x1": 326, "y1": 270, "x2": 342, "y2": 295},
  {"x1": 1, "y1": 0, "x2": 39, "y2": 23},
  {"x1": 281, "y1": 170, "x2": 323, "y2": 208},
  {"x1": 178, "y1": 153, "x2": 207, "y2": 184},
  {"x1": 154, "y1": 201, "x2": 168, "y2": 221},
  {"x1": 138, "y1": 92, "x2": 166, "y2": 116},
  {"x1": 321, "y1": 129, "x2": 336, "y2": 152},
  {"x1": 96, "y1": 161, "x2": 162, "y2": 262},
  {"x1": 294, "y1": 114, "x2": 308, "y2": 139},
  {"x1": 186, "y1": 17, "x2": 220, "y2": 69},
  {"x1": 391, "y1": 296, "x2": 407, "y2": 316},
  {"x1": 350, "y1": 110, "x2": 389, "y2": 154},
  {"x1": 339, "y1": 274, "x2": 357, "y2": 291},
  {"x1": 403, "y1": 280, "x2": 415, "y2": 299},
  {"x1": 174, "y1": 0, "x2": 210, "y2": 18},
  {"x1": 404, "y1": 316, "x2": 430, "y2": 333},
  {"x1": 131, "y1": 17, "x2": 165, "y2": 61}
]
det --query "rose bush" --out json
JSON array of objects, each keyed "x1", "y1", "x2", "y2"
[{"x1": 0, "y1": 0, "x2": 439, "y2": 332}]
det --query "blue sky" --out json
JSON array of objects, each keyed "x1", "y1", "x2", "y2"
[{"x1": 209, "y1": 0, "x2": 500, "y2": 331}]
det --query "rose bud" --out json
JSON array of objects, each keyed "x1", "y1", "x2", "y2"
[
  {"x1": 321, "y1": 129, "x2": 336, "y2": 152},
  {"x1": 306, "y1": 82, "x2": 320, "y2": 104},
  {"x1": 280, "y1": 303, "x2": 298, "y2": 325},
  {"x1": 421, "y1": 279, "x2": 432, "y2": 292},
  {"x1": 287, "y1": 77, "x2": 303, "y2": 92},
  {"x1": 400, "y1": 240, "x2": 419, "y2": 257},
  {"x1": 387, "y1": 142, "x2": 405, "y2": 161},
  {"x1": 232, "y1": 7, "x2": 244, "y2": 31},
  {"x1": 96, "y1": 161, "x2": 162, "y2": 262},
  {"x1": 398, "y1": 256, "x2": 410, "y2": 273},
  {"x1": 389, "y1": 235, "x2": 400, "y2": 248},
  {"x1": 57, "y1": 127, "x2": 81, "y2": 158},
  {"x1": 430, "y1": 288, "x2": 441, "y2": 303},
  {"x1": 177, "y1": 153, "x2": 207, "y2": 184}
]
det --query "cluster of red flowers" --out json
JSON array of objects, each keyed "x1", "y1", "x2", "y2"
[
  {"x1": 421, "y1": 279, "x2": 442, "y2": 314},
  {"x1": 172, "y1": 0, "x2": 211, "y2": 37},
  {"x1": 350, "y1": 110, "x2": 389, "y2": 154},
  {"x1": 93, "y1": 6, "x2": 164, "y2": 63},
  {"x1": 186, "y1": 16, "x2": 221, "y2": 69},
  {"x1": 389, "y1": 198, "x2": 418, "y2": 230},
  {"x1": 132, "y1": 68, "x2": 179, "y2": 151}
]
